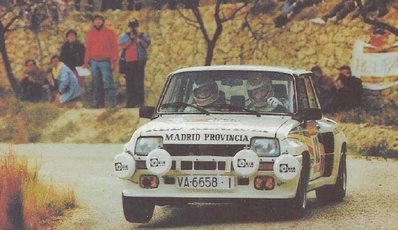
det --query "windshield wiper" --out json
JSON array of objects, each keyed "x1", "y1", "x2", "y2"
[
  {"x1": 160, "y1": 102, "x2": 210, "y2": 114},
  {"x1": 206, "y1": 103, "x2": 261, "y2": 116}
]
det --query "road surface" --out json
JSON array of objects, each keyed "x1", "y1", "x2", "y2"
[{"x1": 1, "y1": 144, "x2": 398, "y2": 229}]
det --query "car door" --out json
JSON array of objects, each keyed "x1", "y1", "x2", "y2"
[{"x1": 296, "y1": 74, "x2": 325, "y2": 180}]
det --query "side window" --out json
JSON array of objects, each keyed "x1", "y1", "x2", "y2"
[
  {"x1": 296, "y1": 78, "x2": 309, "y2": 109},
  {"x1": 296, "y1": 75, "x2": 320, "y2": 109},
  {"x1": 303, "y1": 76, "x2": 319, "y2": 109}
]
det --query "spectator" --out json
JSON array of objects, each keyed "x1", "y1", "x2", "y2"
[
  {"x1": 84, "y1": 14, "x2": 118, "y2": 108},
  {"x1": 310, "y1": 0, "x2": 356, "y2": 25},
  {"x1": 60, "y1": 29, "x2": 86, "y2": 90},
  {"x1": 51, "y1": 55, "x2": 81, "y2": 105},
  {"x1": 127, "y1": 18, "x2": 151, "y2": 107},
  {"x1": 246, "y1": 78, "x2": 287, "y2": 112},
  {"x1": 335, "y1": 65, "x2": 363, "y2": 110},
  {"x1": 275, "y1": 0, "x2": 321, "y2": 27},
  {"x1": 360, "y1": 0, "x2": 389, "y2": 18},
  {"x1": 118, "y1": 34, "x2": 139, "y2": 108},
  {"x1": 74, "y1": 0, "x2": 94, "y2": 11},
  {"x1": 310, "y1": 66, "x2": 337, "y2": 112},
  {"x1": 369, "y1": 26, "x2": 390, "y2": 48},
  {"x1": 20, "y1": 59, "x2": 48, "y2": 102}
]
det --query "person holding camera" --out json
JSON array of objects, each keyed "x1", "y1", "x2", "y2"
[
  {"x1": 125, "y1": 18, "x2": 151, "y2": 107},
  {"x1": 118, "y1": 33, "x2": 139, "y2": 108}
]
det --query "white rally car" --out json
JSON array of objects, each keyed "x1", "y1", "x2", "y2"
[{"x1": 114, "y1": 65, "x2": 347, "y2": 223}]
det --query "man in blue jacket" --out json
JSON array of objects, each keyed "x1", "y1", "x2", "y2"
[{"x1": 50, "y1": 55, "x2": 81, "y2": 106}]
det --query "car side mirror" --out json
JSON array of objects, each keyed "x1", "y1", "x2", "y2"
[
  {"x1": 303, "y1": 108, "x2": 322, "y2": 120},
  {"x1": 139, "y1": 106, "x2": 155, "y2": 119}
]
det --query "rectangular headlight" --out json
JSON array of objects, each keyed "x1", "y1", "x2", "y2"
[
  {"x1": 250, "y1": 138, "x2": 280, "y2": 157},
  {"x1": 135, "y1": 137, "x2": 163, "y2": 156}
]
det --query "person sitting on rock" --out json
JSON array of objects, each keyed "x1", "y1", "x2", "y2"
[
  {"x1": 275, "y1": 0, "x2": 321, "y2": 27},
  {"x1": 310, "y1": 0, "x2": 356, "y2": 25},
  {"x1": 20, "y1": 59, "x2": 49, "y2": 102}
]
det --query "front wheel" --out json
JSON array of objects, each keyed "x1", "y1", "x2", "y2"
[
  {"x1": 316, "y1": 154, "x2": 347, "y2": 203},
  {"x1": 122, "y1": 195, "x2": 155, "y2": 223},
  {"x1": 290, "y1": 158, "x2": 309, "y2": 218}
]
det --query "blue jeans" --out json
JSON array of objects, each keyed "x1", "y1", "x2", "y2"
[{"x1": 90, "y1": 60, "x2": 117, "y2": 108}]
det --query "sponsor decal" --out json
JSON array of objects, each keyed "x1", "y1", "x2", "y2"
[
  {"x1": 149, "y1": 158, "x2": 166, "y2": 167},
  {"x1": 279, "y1": 163, "x2": 296, "y2": 173},
  {"x1": 114, "y1": 162, "x2": 128, "y2": 171},
  {"x1": 164, "y1": 133, "x2": 249, "y2": 142},
  {"x1": 237, "y1": 159, "x2": 255, "y2": 168}
]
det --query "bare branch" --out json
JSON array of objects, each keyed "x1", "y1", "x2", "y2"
[
  {"x1": 176, "y1": 7, "x2": 197, "y2": 24},
  {"x1": 4, "y1": 14, "x2": 20, "y2": 31},
  {"x1": 219, "y1": 2, "x2": 250, "y2": 23},
  {"x1": 242, "y1": 0, "x2": 265, "y2": 40},
  {"x1": 191, "y1": 6, "x2": 210, "y2": 43}
]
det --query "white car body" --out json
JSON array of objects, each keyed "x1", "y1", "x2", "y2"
[{"x1": 114, "y1": 65, "x2": 348, "y2": 223}]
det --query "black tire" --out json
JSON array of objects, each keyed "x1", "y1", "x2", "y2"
[
  {"x1": 290, "y1": 158, "x2": 310, "y2": 218},
  {"x1": 316, "y1": 154, "x2": 347, "y2": 203},
  {"x1": 122, "y1": 195, "x2": 155, "y2": 223}
]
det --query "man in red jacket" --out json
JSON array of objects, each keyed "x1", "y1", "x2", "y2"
[{"x1": 84, "y1": 14, "x2": 118, "y2": 108}]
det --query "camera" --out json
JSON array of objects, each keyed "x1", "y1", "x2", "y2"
[{"x1": 128, "y1": 19, "x2": 139, "y2": 29}]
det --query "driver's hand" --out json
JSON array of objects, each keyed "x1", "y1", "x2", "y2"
[{"x1": 267, "y1": 97, "x2": 283, "y2": 108}]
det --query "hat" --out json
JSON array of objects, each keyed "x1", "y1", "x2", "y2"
[
  {"x1": 92, "y1": 14, "x2": 105, "y2": 22},
  {"x1": 339, "y1": 65, "x2": 351, "y2": 71},
  {"x1": 118, "y1": 34, "x2": 130, "y2": 44},
  {"x1": 66, "y1": 29, "x2": 77, "y2": 38},
  {"x1": 128, "y1": 18, "x2": 139, "y2": 28},
  {"x1": 311, "y1": 66, "x2": 322, "y2": 73}
]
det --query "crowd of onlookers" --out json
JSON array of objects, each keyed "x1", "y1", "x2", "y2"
[
  {"x1": 20, "y1": 15, "x2": 150, "y2": 108},
  {"x1": 273, "y1": 0, "x2": 398, "y2": 27},
  {"x1": 310, "y1": 65, "x2": 363, "y2": 112},
  {"x1": 10, "y1": 0, "x2": 389, "y2": 111}
]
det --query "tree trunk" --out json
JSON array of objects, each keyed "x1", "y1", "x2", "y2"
[
  {"x1": 0, "y1": 34, "x2": 21, "y2": 97},
  {"x1": 205, "y1": 41, "x2": 215, "y2": 66}
]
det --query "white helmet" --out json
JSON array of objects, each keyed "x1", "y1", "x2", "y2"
[
  {"x1": 193, "y1": 79, "x2": 219, "y2": 106},
  {"x1": 247, "y1": 78, "x2": 272, "y2": 107}
]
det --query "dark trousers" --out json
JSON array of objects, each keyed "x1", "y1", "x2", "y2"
[
  {"x1": 323, "y1": 1, "x2": 355, "y2": 21},
  {"x1": 125, "y1": 61, "x2": 145, "y2": 108},
  {"x1": 20, "y1": 79, "x2": 43, "y2": 102}
]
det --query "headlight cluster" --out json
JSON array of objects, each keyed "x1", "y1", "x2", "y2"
[
  {"x1": 250, "y1": 138, "x2": 280, "y2": 157},
  {"x1": 135, "y1": 137, "x2": 163, "y2": 156}
]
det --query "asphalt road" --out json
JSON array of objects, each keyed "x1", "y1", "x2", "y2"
[{"x1": 1, "y1": 144, "x2": 398, "y2": 230}]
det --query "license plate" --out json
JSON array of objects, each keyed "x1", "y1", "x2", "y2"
[{"x1": 176, "y1": 175, "x2": 234, "y2": 190}]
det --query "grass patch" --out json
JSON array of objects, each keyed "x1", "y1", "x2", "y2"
[
  {"x1": 327, "y1": 102, "x2": 398, "y2": 127},
  {"x1": 328, "y1": 102, "x2": 398, "y2": 158},
  {"x1": 0, "y1": 150, "x2": 76, "y2": 229},
  {"x1": 0, "y1": 97, "x2": 61, "y2": 143}
]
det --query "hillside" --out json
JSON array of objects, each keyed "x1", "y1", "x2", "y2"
[
  {"x1": 0, "y1": 2, "x2": 397, "y2": 105},
  {"x1": 0, "y1": 3, "x2": 397, "y2": 156}
]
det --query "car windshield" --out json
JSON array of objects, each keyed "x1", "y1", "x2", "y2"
[{"x1": 158, "y1": 70, "x2": 295, "y2": 114}]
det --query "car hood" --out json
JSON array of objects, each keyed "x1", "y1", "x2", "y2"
[{"x1": 136, "y1": 114, "x2": 290, "y2": 145}]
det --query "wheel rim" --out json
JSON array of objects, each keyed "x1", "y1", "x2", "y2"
[
  {"x1": 342, "y1": 161, "x2": 347, "y2": 193},
  {"x1": 302, "y1": 187, "x2": 307, "y2": 209}
]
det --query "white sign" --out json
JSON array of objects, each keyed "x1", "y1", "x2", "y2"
[{"x1": 351, "y1": 40, "x2": 398, "y2": 90}]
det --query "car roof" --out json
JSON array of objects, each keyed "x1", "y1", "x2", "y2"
[{"x1": 171, "y1": 65, "x2": 311, "y2": 76}]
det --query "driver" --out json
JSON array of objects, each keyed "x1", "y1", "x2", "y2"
[
  {"x1": 246, "y1": 78, "x2": 286, "y2": 112},
  {"x1": 193, "y1": 79, "x2": 225, "y2": 106}
]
